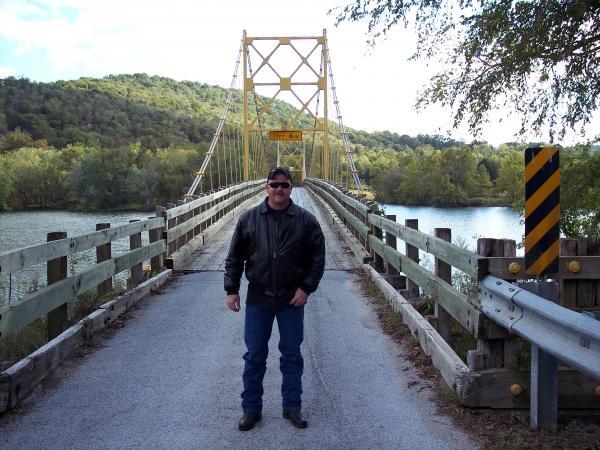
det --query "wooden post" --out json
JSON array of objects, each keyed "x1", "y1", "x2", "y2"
[
  {"x1": 153, "y1": 206, "x2": 167, "y2": 273},
  {"x1": 560, "y1": 238, "x2": 577, "y2": 308},
  {"x1": 176, "y1": 199, "x2": 186, "y2": 250},
  {"x1": 370, "y1": 208, "x2": 385, "y2": 273},
  {"x1": 128, "y1": 220, "x2": 143, "y2": 289},
  {"x1": 199, "y1": 194, "x2": 207, "y2": 233},
  {"x1": 365, "y1": 201, "x2": 376, "y2": 255},
  {"x1": 468, "y1": 238, "x2": 519, "y2": 370},
  {"x1": 434, "y1": 228, "x2": 453, "y2": 343},
  {"x1": 47, "y1": 231, "x2": 68, "y2": 340},
  {"x1": 405, "y1": 219, "x2": 420, "y2": 300},
  {"x1": 384, "y1": 214, "x2": 406, "y2": 290},
  {"x1": 576, "y1": 237, "x2": 600, "y2": 307},
  {"x1": 184, "y1": 197, "x2": 194, "y2": 246},
  {"x1": 95, "y1": 223, "x2": 112, "y2": 298},
  {"x1": 192, "y1": 195, "x2": 201, "y2": 237},
  {"x1": 203, "y1": 192, "x2": 211, "y2": 228},
  {"x1": 166, "y1": 203, "x2": 176, "y2": 257}
]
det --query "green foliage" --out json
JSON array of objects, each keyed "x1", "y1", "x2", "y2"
[
  {"x1": 0, "y1": 72, "x2": 598, "y2": 239},
  {"x1": 333, "y1": 0, "x2": 600, "y2": 142},
  {"x1": 495, "y1": 149, "x2": 525, "y2": 206},
  {"x1": 355, "y1": 145, "x2": 504, "y2": 207},
  {"x1": 560, "y1": 145, "x2": 600, "y2": 237}
]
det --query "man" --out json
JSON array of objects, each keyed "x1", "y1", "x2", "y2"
[{"x1": 224, "y1": 167, "x2": 325, "y2": 431}]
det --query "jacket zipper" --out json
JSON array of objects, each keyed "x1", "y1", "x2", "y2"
[{"x1": 271, "y1": 215, "x2": 279, "y2": 295}]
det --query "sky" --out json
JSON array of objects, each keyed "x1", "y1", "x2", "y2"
[{"x1": 0, "y1": 0, "x2": 598, "y2": 146}]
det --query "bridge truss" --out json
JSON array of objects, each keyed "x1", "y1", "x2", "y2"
[{"x1": 186, "y1": 30, "x2": 362, "y2": 197}]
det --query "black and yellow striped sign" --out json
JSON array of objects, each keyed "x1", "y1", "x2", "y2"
[{"x1": 524, "y1": 147, "x2": 560, "y2": 275}]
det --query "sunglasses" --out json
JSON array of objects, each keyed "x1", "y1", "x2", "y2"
[{"x1": 267, "y1": 181, "x2": 291, "y2": 189}]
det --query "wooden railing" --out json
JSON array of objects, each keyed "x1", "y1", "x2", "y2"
[
  {"x1": 0, "y1": 180, "x2": 265, "y2": 413},
  {"x1": 305, "y1": 178, "x2": 600, "y2": 409},
  {"x1": 0, "y1": 180, "x2": 265, "y2": 342}
]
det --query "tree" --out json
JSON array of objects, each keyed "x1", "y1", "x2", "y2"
[
  {"x1": 561, "y1": 145, "x2": 600, "y2": 237},
  {"x1": 495, "y1": 150, "x2": 524, "y2": 206},
  {"x1": 333, "y1": 1, "x2": 600, "y2": 141}
]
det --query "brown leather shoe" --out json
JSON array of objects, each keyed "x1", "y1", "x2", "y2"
[
  {"x1": 283, "y1": 410, "x2": 308, "y2": 428},
  {"x1": 238, "y1": 412, "x2": 261, "y2": 431}
]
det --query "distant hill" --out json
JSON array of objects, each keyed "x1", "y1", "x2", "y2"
[{"x1": 0, "y1": 73, "x2": 467, "y2": 152}]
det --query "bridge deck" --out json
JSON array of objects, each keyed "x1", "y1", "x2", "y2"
[{"x1": 0, "y1": 188, "x2": 477, "y2": 449}]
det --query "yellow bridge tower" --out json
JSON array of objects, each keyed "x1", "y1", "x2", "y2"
[{"x1": 242, "y1": 30, "x2": 329, "y2": 182}]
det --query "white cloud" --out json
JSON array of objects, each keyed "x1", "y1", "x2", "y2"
[
  {"x1": 0, "y1": 0, "x2": 597, "y2": 145},
  {"x1": 0, "y1": 66, "x2": 17, "y2": 78}
]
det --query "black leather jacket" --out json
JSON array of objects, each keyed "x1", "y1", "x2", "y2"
[{"x1": 224, "y1": 198, "x2": 325, "y2": 308}]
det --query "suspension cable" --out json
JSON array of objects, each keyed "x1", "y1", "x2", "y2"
[
  {"x1": 187, "y1": 37, "x2": 244, "y2": 196},
  {"x1": 325, "y1": 39, "x2": 362, "y2": 194},
  {"x1": 216, "y1": 135, "x2": 222, "y2": 188}
]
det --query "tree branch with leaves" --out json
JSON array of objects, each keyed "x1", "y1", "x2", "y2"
[{"x1": 332, "y1": 0, "x2": 600, "y2": 142}]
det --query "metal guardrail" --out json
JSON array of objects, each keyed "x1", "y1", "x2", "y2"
[
  {"x1": 477, "y1": 275, "x2": 600, "y2": 380},
  {"x1": 307, "y1": 178, "x2": 599, "y2": 428}
]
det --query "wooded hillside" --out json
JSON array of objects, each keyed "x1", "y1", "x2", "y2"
[{"x1": 0, "y1": 74, "x2": 598, "y2": 237}]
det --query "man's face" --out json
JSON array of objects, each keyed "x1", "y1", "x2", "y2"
[{"x1": 266, "y1": 174, "x2": 292, "y2": 209}]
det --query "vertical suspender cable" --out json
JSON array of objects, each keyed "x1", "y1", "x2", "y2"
[
  {"x1": 224, "y1": 127, "x2": 229, "y2": 186},
  {"x1": 216, "y1": 136, "x2": 222, "y2": 188}
]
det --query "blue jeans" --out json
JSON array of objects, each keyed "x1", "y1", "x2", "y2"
[{"x1": 242, "y1": 304, "x2": 304, "y2": 413}]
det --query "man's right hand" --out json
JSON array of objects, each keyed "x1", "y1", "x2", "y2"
[{"x1": 226, "y1": 294, "x2": 241, "y2": 312}]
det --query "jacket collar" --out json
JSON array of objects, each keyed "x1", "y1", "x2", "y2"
[{"x1": 259, "y1": 197, "x2": 297, "y2": 216}]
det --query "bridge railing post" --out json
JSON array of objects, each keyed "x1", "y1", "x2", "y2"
[
  {"x1": 404, "y1": 219, "x2": 420, "y2": 300},
  {"x1": 47, "y1": 231, "x2": 68, "y2": 340},
  {"x1": 338, "y1": 189, "x2": 350, "y2": 235},
  {"x1": 176, "y1": 200, "x2": 186, "y2": 250},
  {"x1": 96, "y1": 223, "x2": 112, "y2": 298},
  {"x1": 191, "y1": 195, "x2": 201, "y2": 238},
  {"x1": 468, "y1": 238, "x2": 519, "y2": 371},
  {"x1": 184, "y1": 197, "x2": 194, "y2": 246},
  {"x1": 384, "y1": 214, "x2": 406, "y2": 290},
  {"x1": 364, "y1": 200, "x2": 375, "y2": 255},
  {"x1": 368, "y1": 205, "x2": 385, "y2": 273},
  {"x1": 127, "y1": 219, "x2": 143, "y2": 289},
  {"x1": 432, "y1": 228, "x2": 453, "y2": 343},
  {"x1": 165, "y1": 203, "x2": 176, "y2": 257},
  {"x1": 198, "y1": 194, "x2": 206, "y2": 233},
  {"x1": 152, "y1": 206, "x2": 167, "y2": 274},
  {"x1": 205, "y1": 191, "x2": 213, "y2": 228}
]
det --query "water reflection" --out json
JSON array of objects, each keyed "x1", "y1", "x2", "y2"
[
  {"x1": 382, "y1": 204, "x2": 524, "y2": 254},
  {"x1": 0, "y1": 211, "x2": 150, "y2": 304}
]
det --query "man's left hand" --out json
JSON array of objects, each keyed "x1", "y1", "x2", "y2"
[{"x1": 289, "y1": 287, "x2": 308, "y2": 307}]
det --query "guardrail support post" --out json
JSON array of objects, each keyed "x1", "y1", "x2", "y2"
[
  {"x1": 468, "y1": 238, "x2": 519, "y2": 370},
  {"x1": 434, "y1": 228, "x2": 453, "y2": 343},
  {"x1": 520, "y1": 281, "x2": 559, "y2": 431},
  {"x1": 95, "y1": 223, "x2": 112, "y2": 298},
  {"x1": 405, "y1": 219, "x2": 420, "y2": 300},
  {"x1": 47, "y1": 231, "x2": 68, "y2": 340},
  {"x1": 128, "y1": 220, "x2": 143, "y2": 289}
]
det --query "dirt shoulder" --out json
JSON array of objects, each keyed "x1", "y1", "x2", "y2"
[{"x1": 356, "y1": 269, "x2": 600, "y2": 450}]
